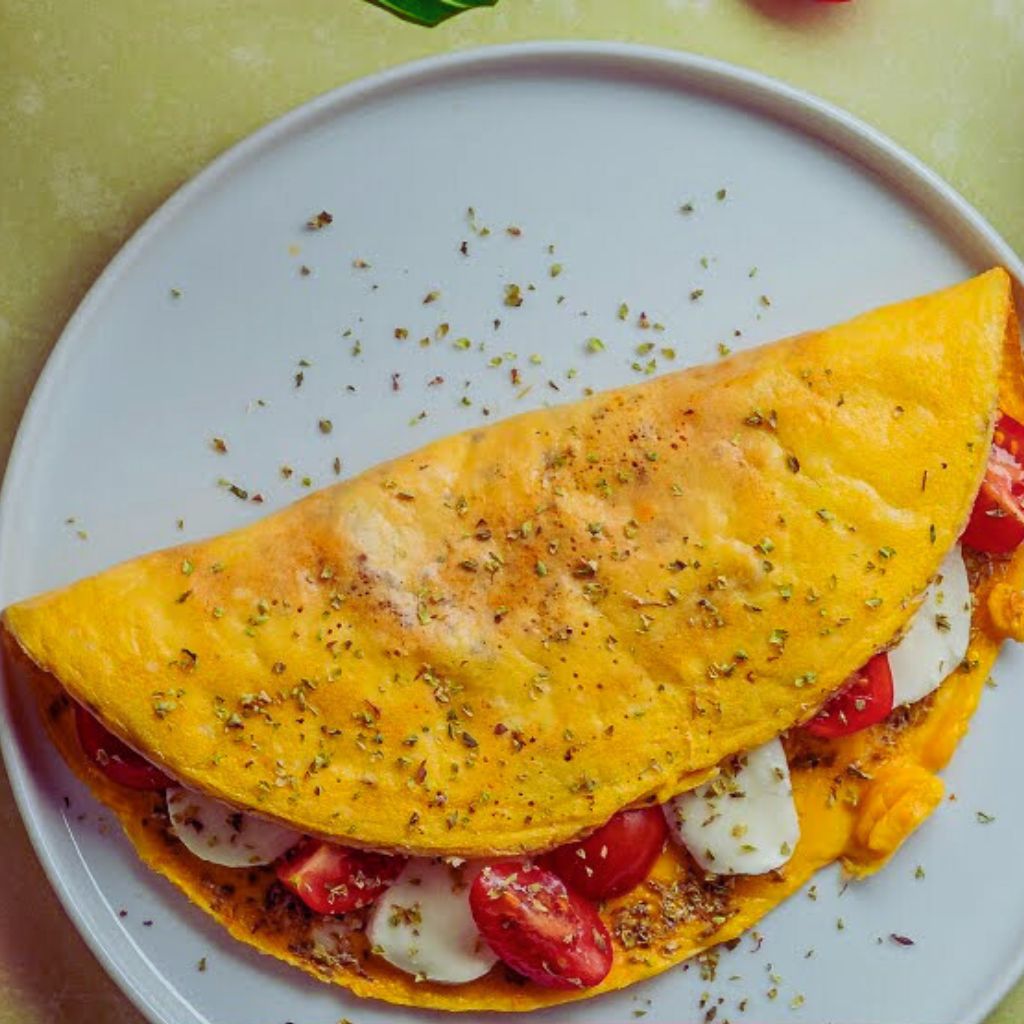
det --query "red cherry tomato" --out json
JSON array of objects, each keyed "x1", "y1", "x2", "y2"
[
  {"x1": 962, "y1": 414, "x2": 1024, "y2": 554},
  {"x1": 275, "y1": 839, "x2": 405, "y2": 915},
  {"x1": 804, "y1": 653, "x2": 894, "y2": 738},
  {"x1": 469, "y1": 862, "x2": 613, "y2": 989},
  {"x1": 74, "y1": 704, "x2": 172, "y2": 791},
  {"x1": 994, "y1": 413, "x2": 1024, "y2": 459},
  {"x1": 542, "y1": 807, "x2": 666, "y2": 901}
]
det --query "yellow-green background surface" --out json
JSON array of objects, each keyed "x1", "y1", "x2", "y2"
[{"x1": 1, "y1": 1, "x2": 1022, "y2": 1021}]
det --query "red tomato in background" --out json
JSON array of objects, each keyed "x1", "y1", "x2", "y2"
[
  {"x1": 962, "y1": 414, "x2": 1024, "y2": 554},
  {"x1": 275, "y1": 839, "x2": 405, "y2": 915},
  {"x1": 804, "y1": 653, "x2": 894, "y2": 738},
  {"x1": 74, "y1": 704, "x2": 172, "y2": 791},
  {"x1": 470, "y1": 862, "x2": 612, "y2": 989},
  {"x1": 542, "y1": 807, "x2": 666, "y2": 901}
]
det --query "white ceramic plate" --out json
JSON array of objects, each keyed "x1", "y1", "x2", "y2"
[{"x1": 1, "y1": 43, "x2": 1022, "y2": 1024}]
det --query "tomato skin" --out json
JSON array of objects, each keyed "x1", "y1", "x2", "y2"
[
  {"x1": 74, "y1": 705, "x2": 172, "y2": 791},
  {"x1": 542, "y1": 808, "x2": 666, "y2": 901},
  {"x1": 804, "y1": 653, "x2": 894, "y2": 738},
  {"x1": 994, "y1": 414, "x2": 1024, "y2": 459},
  {"x1": 275, "y1": 839, "x2": 405, "y2": 915},
  {"x1": 962, "y1": 415, "x2": 1024, "y2": 554},
  {"x1": 469, "y1": 862, "x2": 613, "y2": 989}
]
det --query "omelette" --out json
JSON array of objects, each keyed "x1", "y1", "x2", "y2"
[{"x1": 2, "y1": 268, "x2": 1023, "y2": 1010}]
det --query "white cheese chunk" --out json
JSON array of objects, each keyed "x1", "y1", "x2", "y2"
[
  {"x1": 664, "y1": 737, "x2": 799, "y2": 876},
  {"x1": 308, "y1": 916, "x2": 362, "y2": 968},
  {"x1": 366, "y1": 859, "x2": 497, "y2": 984},
  {"x1": 888, "y1": 545, "x2": 972, "y2": 707},
  {"x1": 166, "y1": 787, "x2": 301, "y2": 867}
]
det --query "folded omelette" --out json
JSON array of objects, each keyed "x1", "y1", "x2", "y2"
[{"x1": 3, "y1": 268, "x2": 1023, "y2": 1011}]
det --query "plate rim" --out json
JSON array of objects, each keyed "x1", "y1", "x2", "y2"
[{"x1": 1, "y1": 40, "x2": 1022, "y2": 1024}]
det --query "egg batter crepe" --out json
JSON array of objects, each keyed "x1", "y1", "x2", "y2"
[
  {"x1": 2, "y1": 268, "x2": 1022, "y2": 1011},
  {"x1": 2, "y1": 270, "x2": 1013, "y2": 856}
]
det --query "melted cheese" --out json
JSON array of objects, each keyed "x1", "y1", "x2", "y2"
[
  {"x1": 888, "y1": 546, "x2": 972, "y2": 707},
  {"x1": 366, "y1": 860, "x2": 497, "y2": 984},
  {"x1": 166, "y1": 787, "x2": 301, "y2": 867},
  {"x1": 663, "y1": 738, "x2": 799, "y2": 875}
]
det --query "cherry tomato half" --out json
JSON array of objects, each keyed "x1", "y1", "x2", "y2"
[
  {"x1": 469, "y1": 862, "x2": 612, "y2": 990},
  {"x1": 803, "y1": 653, "x2": 894, "y2": 739},
  {"x1": 74, "y1": 704, "x2": 172, "y2": 791},
  {"x1": 962, "y1": 414, "x2": 1024, "y2": 554},
  {"x1": 275, "y1": 839, "x2": 405, "y2": 915},
  {"x1": 542, "y1": 807, "x2": 666, "y2": 901}
]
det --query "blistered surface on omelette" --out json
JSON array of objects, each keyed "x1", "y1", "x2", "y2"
[{"x1": 1, "y1": 270, "x2": 1012, "y2": 857}]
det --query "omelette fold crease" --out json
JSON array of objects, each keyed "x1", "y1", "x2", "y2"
[{"x1": 1, "y1": 269, "x2": 1015, "y2": 860}]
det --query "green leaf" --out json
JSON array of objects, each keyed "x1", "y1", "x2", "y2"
[{"x1": 368, "y1": 0, "x2": 497, "y2": 27}]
